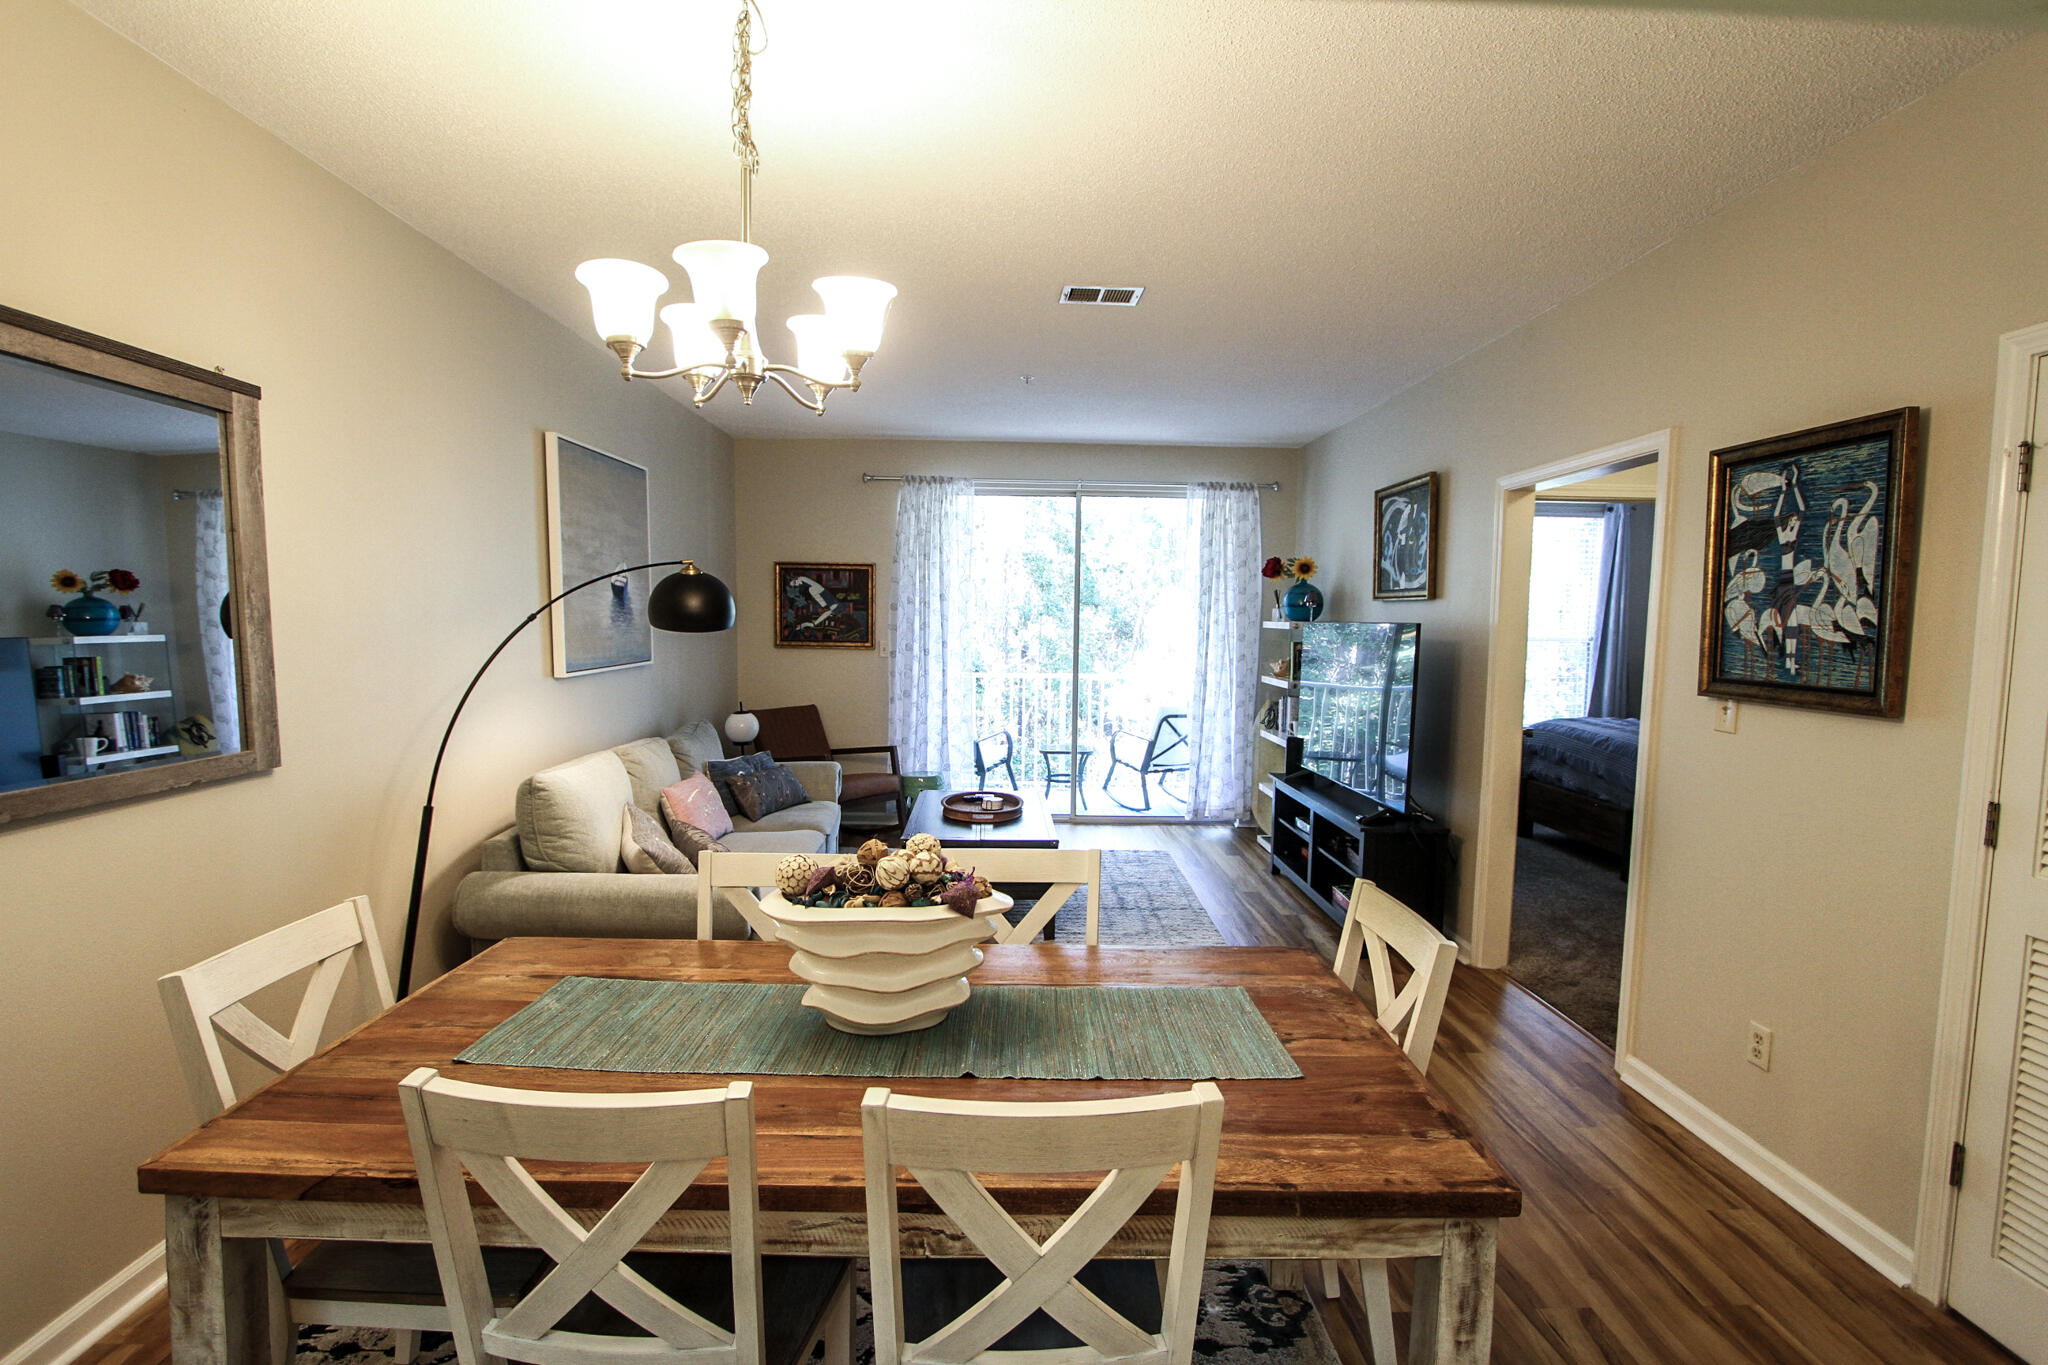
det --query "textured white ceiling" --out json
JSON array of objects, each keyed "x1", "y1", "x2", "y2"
[{"x1": 68, "y1": 1, "x2": 2013, "y2": 447}]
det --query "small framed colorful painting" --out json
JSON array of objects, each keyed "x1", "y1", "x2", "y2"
[
  {"x1": 774, "y1": 562, "x2": 875, "y2": 648},
  {"x1": 1374, "y1": 472, "x2": 1439, "y2": 600},
  {"x1": 1698, "y1": 407, "x2": 1921, "y2": 717}
]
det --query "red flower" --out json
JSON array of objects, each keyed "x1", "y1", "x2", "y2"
[
  {"x1": 104, "y1": 569, "x2": 141, "y2": 593},
  {"x1": 1260, "y1": 556, "x2": 1284, "y2": 579}
]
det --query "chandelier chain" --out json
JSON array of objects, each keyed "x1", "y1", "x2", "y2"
[{"x1": 731, "y1": 0, "x2": 763, "y2": 177}]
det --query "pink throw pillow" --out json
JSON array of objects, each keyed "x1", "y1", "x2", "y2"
[{"x1": 661, "y1": 773, "x2": 733, "y2": 840}]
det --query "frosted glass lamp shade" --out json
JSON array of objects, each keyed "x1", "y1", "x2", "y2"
[
  {"x1": 671, "y1": 239, "x2": 770, "y2": 328},
  {"x1": 660, "y1": 301, "x2": 727, "y2": 369},
  {"x1": 574, "y1": 258, "x2": 669, "y2": 345},
  {"x1": 813, "y1": 275, "x2": 896, "y2": 354},
  {"x1": 786, "y1": 314, "x2": 851, "y2": 383},
  {"x1": 724, "y1": 710, "x2": 760, "y2": 744}
]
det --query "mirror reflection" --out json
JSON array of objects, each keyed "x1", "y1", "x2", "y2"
[{"x1": 0, "y1": 351, "x2": 242, "y2": 795}]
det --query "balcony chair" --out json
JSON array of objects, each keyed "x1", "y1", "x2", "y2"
[
  {"x1": 751, "y1": 704, "x2": 904, "y2": 839},
  {"x1": 1102, "y1": 712, "x2": 1191, "y2": 812},
  {"x1": 973, "y1": 730, "x2": 1018, "y2": 790}
]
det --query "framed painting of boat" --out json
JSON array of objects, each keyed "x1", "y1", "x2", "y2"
[{"x1": 544, "y1": 432, "x2": 653, "y2": 677}]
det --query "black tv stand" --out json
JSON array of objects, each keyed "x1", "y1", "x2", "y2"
[{"x1": 1267, "y1": 771, "x2": 1452, "y2": 930}]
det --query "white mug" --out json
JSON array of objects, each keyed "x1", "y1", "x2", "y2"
[{"x1": 72, "y1": 736, "x2": 107, "y2": 758}]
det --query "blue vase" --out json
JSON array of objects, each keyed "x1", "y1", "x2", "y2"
[
  {"x1": 61, "y1": 592, "x2": 121, "y2": 636},
  {"x1": 1282, "y1": 579, "x2": 1324, "y2": 622}
]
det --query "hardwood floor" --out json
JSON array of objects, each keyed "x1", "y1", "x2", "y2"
[{"x1": 79, "y1": 821, "x2": 2016, "y2": 1365}]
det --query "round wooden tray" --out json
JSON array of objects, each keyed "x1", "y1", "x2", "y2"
[{"x1": 940, "y1": 790, "x2": 1025, "y2": 824}]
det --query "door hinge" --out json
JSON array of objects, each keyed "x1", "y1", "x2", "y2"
[
  {"x1": 1950, "y1": 1142, "x2": 1967, "y2": 1187},
  {"x1": 2020, "y1": 440, "x2": 2034, "y2": 495},
  {"x1": 1985, "y1": 800, "x2": 2002, "y2": 849}
]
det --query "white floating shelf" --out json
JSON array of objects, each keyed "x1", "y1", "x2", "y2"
[
  {"x1": 1257, "y1": 727, "x2": 1291, "y2": 746},
  {"x1": 1255, "y1": 833, "x2": 1273, "y2": 852},
  {"x1": 82, "y1": 744, "x2": 179, "y2": 766},
  {"x1": 1258, "y1": 675, "x2": 1294, "y2": 691},
  {"x1": 1261, "y1": 620, "x2": 1300, "y2": 631},
  {"x1": 36, "y1": 634, "x2": 166, "y2": 645},
  {"x1": 49, "y1": 690, "x2": 175, "y2": 707},
  {"x1": 1257, "y1": 780, "x2": 1274, "y2": 799}
]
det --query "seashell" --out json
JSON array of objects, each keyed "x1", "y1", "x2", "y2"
[
  {"x1": 940, "y1": 880, "x2": 980, "y2": 914},
  {"x1": 805, "y1": 866, "x2": 839, "y2": 898},
  {"x1": 841, "y1": 864, "x2": 876, "y2": 893},
  {"x1": 905, "y1": 832, "x2": 942, "y2": 858},
  {"x1": 878, "y1": 891, "x2": 909, "y2": 908},
  {"x1": 875, "y1": 854, "x2": 911, "y2": 890},
  {"x1": 907, "y1": 848, "x2": 945, "y2": 876},
  {"x1": 775, "y1": 855, "x2": 816, "y2": 897},
  {"x1": 857, "y1": 838, "x2": 891, "y2": 867}
]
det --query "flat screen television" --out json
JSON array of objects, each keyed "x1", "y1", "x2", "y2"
[{"x1": 1291, "y1": 621, "x2": 1420, "y2": 813}]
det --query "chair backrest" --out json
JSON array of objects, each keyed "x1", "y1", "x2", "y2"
[
  {"x1": 956, "y1": 848, "x2": 1104, "y2": 946},
  {"x1": 1143, "y1": 715, "x2": 1190, "y2": 770},
  {"x1": 974, "y1": 731, "x2": 1013, "y2": 778},
  {"x1": 750, "y1": 705, "x2": 832, "y2": 762},
  {"x1": 1332, "y1": 878, "x2": 1458, "y2": 1072},
  {"x1": 400, "y1": 1068, "x2": 761, "y2": 1365},
  {"x1": 695, "y1": 849, "x2": 802, "y2": 940},
  {"x1": 158, "y1": 895, "x2": 395, "y2": 1121},
  {"x1": 862, "y1": 1084, "x2": 1223, "y2": 1365}
]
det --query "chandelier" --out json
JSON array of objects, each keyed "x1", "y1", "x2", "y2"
[{"x1": 573, "y1": 1, "x2": 896, "y2": 414}]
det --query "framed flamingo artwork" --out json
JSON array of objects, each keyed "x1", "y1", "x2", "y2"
[
  {"x1": 1698, "y1": 407, "x2": 1921, "y2": 717},
  {"x1": 774, "y1": 562, "x2": 875, "y2": 647}
]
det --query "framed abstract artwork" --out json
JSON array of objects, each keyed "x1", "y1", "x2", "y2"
[
  {"x1": 1374, "y1": 471, "x2": 1439, "y2": 600},
  {"x1": 1698, "y1": 407, "x2": 1921, "y2": 717},
  {"x1": 774, "y1": 562, "x2": 875, "y2": 647},
  {"x1": 543, "y1": 432, "x2": 652, "y2": 677}
]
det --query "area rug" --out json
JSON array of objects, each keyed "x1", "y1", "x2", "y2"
[
  {"x1": 1507, "y1": 829, "x2": 1627, "y2": 1047},
  {"x1": 295, "y1": 1261, "x2": 1338, "y2": 1364},
  {"x1": 1023, "y1": 849, "x2": 1226, "y2": 947}
]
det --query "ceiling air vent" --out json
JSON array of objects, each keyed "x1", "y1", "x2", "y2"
[{"x1": 1061, "y1": 285, "x2": 1145, "y2": 306}]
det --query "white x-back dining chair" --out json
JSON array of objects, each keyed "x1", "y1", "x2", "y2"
[
  {"x1": 697, "y1": 847, "x2": 1104, "y2": 945},
  {"x1": 158, "y1": 896, "x2": 541, "y2": 1362},
  {"x1": 1320, "y1": 877, "x2": 1460, "y2": 1362},
  {"x1": 862, "y1": 1083, "x2": 1223, "y2": 1365},
  {"x1": 400, "y1": 1070, "x2": 853, "y2": 1365}
]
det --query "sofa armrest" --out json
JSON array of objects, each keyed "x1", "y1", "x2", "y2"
[
  {"x1": 782, "y1": 759, "x2": 842, "y2": 804},
  {"x1": 452, "y1": 869, "x2": 750, "y2": 945}
]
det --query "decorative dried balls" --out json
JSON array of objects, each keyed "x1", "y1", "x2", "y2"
[{"x1": 774, "y1": 855, "x2": 815, "y2": 896}]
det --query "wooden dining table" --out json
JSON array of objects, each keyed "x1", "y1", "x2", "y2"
[{"x1": 139, "y1": 938, "x2": 1520, "y2": 1364}]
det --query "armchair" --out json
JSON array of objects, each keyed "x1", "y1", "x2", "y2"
[
  {"x1": 751, "y1": 704, "x2": 903, "y2": 837},
  {"x1": 1103, "y1": 712, "x2": 1191, "y2": 812},
  {"x1": 973, "y1": 730, "x2": 1018, "y2": 789}
]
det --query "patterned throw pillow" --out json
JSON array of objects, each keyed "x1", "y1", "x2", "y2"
[
  {"x1": 665, "y1": 819, "x2": 728, "y2": 870},
  {"x1": 619, "y1": 804, "x2": 689, "y2": 875},
  {"x1": 727, "y1": 762, "x2": 811, "y2": 822},
  {"x1": 660, "y1": 772, "x2": 734, "y2": 840},
  {"x1": 703, "y1": 751, "x2": 778, "y2": 816}
]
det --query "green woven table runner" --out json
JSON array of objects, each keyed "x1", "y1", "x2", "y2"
[{"x1": 455, "y1": 977, "x2": 1302, "y2": 1080}]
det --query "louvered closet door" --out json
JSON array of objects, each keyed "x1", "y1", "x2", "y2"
[{"x1": 1951, "y1": 357, "x2": 2048, "y2": 1362}]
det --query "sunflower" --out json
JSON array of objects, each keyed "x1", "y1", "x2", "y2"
[
  {"x1": 50, "y1": 570, "x2": 86, "y2": 594},
  {"x1": 1289, "y1": 556, "x2": 1319, "y2": 580}
]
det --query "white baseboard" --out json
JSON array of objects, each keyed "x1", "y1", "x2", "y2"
[
  {"x1": 1619, "y1": 1056, "x2": 1916, "y2": 1286},
  {"x1": 2, "y1": 1243, "x2": 165, "y2": 1365}
]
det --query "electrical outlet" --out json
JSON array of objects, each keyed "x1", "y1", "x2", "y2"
[
  {"x1": 1715, "y1": 698, "x2": 1740, "y2": 734},
  {"x1": 1747, "y1": 1021, "x2": 1773, "y2": 1071}
]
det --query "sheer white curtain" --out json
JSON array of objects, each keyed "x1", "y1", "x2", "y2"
[
  {"x1": 888, "y1": 475, "x2": 976, "y2": 777},
  {"x1": 192, "y1": 492, "x2": 241, "y2": 755},
  {"x1": 1185, "y1": 482, "x2": 1262, "y2": 819}
]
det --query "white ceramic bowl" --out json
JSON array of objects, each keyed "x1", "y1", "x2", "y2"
[{"x1": 759, "y1": 888, "x2": 1015, "y2": 1034}]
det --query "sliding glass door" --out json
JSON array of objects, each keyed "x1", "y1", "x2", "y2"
[{"x1": 965, "y1": 491, "x2": 1196, "y2": 820}]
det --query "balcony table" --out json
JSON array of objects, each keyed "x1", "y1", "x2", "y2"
[{"x1": 139, "y1": 938, "x2": 1519, "y2": 1364}]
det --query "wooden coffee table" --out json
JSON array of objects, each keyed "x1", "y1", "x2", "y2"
[{"x1": 902, "y1": 788, "x2": 1058, "y2": 849}]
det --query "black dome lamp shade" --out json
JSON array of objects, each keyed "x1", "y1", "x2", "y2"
[{"x1": 396, "y1": 557, "x2": 735, "y2": 995}]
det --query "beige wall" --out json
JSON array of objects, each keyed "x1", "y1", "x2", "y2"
[
  {"x1": 0, "y1": 3, "x2": 736, "y2": 1353},
  {"x1": 1299, "y1": 36, "x2": 2048, "y2": 1249},
  {"x1": 731, "y1": 439, "x2": 1302, "y2": 750}
]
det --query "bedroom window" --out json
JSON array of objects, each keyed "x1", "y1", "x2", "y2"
[{"x1": 1524, "y1": 506, "x2": 1607, "y2": 725}]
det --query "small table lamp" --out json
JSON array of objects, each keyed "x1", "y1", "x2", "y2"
[{"x1": 725, "y1": 706, "x2": 761, "y2": 749}]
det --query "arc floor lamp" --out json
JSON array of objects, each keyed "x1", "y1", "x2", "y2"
[{"x1": 397, "y1": 559, "x2": 735, "y2": 996}]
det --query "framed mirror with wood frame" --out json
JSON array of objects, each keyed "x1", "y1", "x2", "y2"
[{"x1": 0, "y1": 304, "x2": 279, "y2": 823}]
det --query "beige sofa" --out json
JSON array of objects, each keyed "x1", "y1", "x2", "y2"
[{"x1": 452, "y1": 720, "x2": 841, "y2": 950}]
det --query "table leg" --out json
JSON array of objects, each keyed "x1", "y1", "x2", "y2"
[
  {"x1": 1408, "y1": 1218, "x2": 1497, "y2": 1364},
  {"x1": 166, "y1": 1196, "x2": 273, "y2": 1365}
]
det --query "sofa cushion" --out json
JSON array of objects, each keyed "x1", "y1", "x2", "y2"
[
  {"x1": 728, "y1": 762, "x2": 811, "y2": 821},
  {"x1": 666, "y1": 720, "x2": 726, "y2": 777},
  {"x1": 516, "y1": 751, "x2": 634, "y2": 873},
  {"x1": 705, "y1": 751, "x2": 776, "y2": 816},
  {"x1": 661, "y1": 773, "x2": 734, "y2": 840},
  {"x1": 723, "y1": 829, "x2": 829, "y2": 855},
  {"x1": 621, "y1": 804, "x2": 691, "y2": 875},
  {"x1": 612, "y1": 738, "x2": 683, "y2": 813},
  {"x1": 666, "y1": 819, "x2": 729, "y2": 869},
  {"x1": 735, "y1": 800, "x2": 839, "y2": 843}
]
